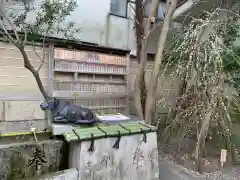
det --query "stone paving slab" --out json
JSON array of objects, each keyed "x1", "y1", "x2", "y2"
[
  {"x1": 196, "y1": 167, "x2": 240, "y2": 180},
  {"x1": 30, "y1": 168, "x2": 79, "y2": 180},
  {"x1": 159, "y1": 160, "x2": 195, "y2": 180},
  {"x1": 159, "y1": 158, "x2": 240, "y2": 180},
  {"x1": 27, "y1": 156, "x2": 240, "y2": 180}
]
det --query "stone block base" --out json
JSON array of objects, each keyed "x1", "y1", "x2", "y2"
[
  {"x1": 0, "y1": 140, "x2": 64, "y2": 180},
  {"x1": 30, "y1": 168, "x2": 79, "y2": 180},
  {"x1": 69, "y1": 132, "x2": 159, "y2": 180}
]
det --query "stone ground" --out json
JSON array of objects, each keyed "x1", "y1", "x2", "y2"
[
  {"x1": 196, "y1": 168, "x2": 240, "y2": 180},
  {"x1": 156, "y1": 129, "x2": 240, "y2": 180},
  {"x1": 129, "y1": 115, "x2": 240, "y2": 180},
  {"x1": 159, "y1": 154, "x2": 240, "y2": 180}
]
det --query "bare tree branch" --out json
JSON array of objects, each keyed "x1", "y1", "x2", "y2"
[
  {"x1": 145, "y1": 0, "x2": 178, "y2": 124},
  {"x1": 0, "y1": 9, "x2": 49, "y2": 99},
  {"x1": 0, "y1": 11, "x2": 17, "y2": 45},
  {"x1": 217, "y1": 8, "x2": 240, "y2": 18},
  {"x1": 134, "y1": 0, "x2": 162, "y2": 119},
  {"x1": 0, "y1": 10, "x2": 21, "y2": 43},
  {"x1": 32, "y1": 39, "x2": 45, "y2": 67},
  {"x1": 0, "y1": 0, "x2": 78, "y2": 100},
  {"x1": 33, "y1": 42, "x2": 46, "y2": 72},
  {"x1": 129, "y1": 1, "x2": 136, "y2": 12},
  {"x1": 18, "y1": 44, "x2": 49, "y2": 99},
  {"x1": 0, "y1": 22, "x2": 14, "y2": 44},
  {"x1": 23, "y1": 26, "x2": 27, "y2": 45},
  {"x1": 0, "y1": 22, "x2": 16, "y2": 44}
]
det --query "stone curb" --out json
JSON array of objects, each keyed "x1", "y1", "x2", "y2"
[
  {"x1": 29, "y1": 168, "x2": 79, "y2": 180},
  {"x1": 159, "y1": 161, "x2": 196, "y2": 180}
]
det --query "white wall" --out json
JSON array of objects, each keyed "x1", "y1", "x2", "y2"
[
  {"x1": 67, "y1": 0, "x2": 135, "y2": 50},
  {"x1": 3, "y1": 0, "x2": 170, "y2": 52},
  {"x1": 0, "y1": 41, "x2": 47, "y2": 121},
  {"x1": 66, "y1": 0, "x2": 112, "y2": 46},
  {"x1": 5, "y1": 0, "x2": 214, "y2": 54},
  {"x1": 3, "y1": 0, "x2": 133, "y2": 50}
]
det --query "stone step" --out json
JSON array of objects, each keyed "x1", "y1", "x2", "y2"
[{"x1": 28, "y1": 168, "x2": 79, "y2": 180}]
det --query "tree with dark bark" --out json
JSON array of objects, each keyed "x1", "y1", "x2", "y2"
[
  {"x1": 133, "y1": 0, "x2": 178, "y2": 123},
  {"x1": 0, "y1": 0, "x2": 79, "y2": 99},
  {"x1": 133, "y1": 0, "x2": 161, "y2": 120},
  {"x1": 133, "y1": 0, "x2": 147, "y2": 118},
  {"x1": 145, "y1": 0, "x2": 178, "y2": 124}
]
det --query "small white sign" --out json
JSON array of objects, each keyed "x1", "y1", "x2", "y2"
[
  {"x1": 97, "y1": 114, "x2": 130, "y2": 121},
  {"x1": 220, "y1": 149, "x2": 227, "y2": 167}
]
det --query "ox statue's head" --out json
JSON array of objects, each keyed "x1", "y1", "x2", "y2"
[{"x1": 40, "y1": 97, "x2": 60, "y2": 111}]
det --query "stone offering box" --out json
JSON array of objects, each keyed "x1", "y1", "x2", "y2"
[{"x1": 63, "y1": 121, "x2": 159, "y2": 180}]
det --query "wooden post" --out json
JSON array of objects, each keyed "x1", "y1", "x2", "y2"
[
  {"x1": 125, "y1": 53, "x2": 130, "y2": 115},
  {"x1": 74, "y1": 73, "x2": 78, "y2": 81},
  {"x1": 48, "y1": 43, "x2": 54, "y2": 97},
  {"x1": 46, "y1": 43, "x2": 54, "y2": 127},
  {"x1": 0, "y1": 0, "x2": 5, "y2": 14}
]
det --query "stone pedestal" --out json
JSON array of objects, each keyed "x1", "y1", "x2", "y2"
[
  {"x1": 51, "y1": 124, "x2": 75, "y2": 136},
  {"x1": 0, "y1": 140, "x2": 64, "y2": 180},
  {"x1": 66, "y1": 122, "x2": 159, "y2": 180}
]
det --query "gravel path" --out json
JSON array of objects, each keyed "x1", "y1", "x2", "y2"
[
  {"x1": 196, "y1": 168, "x2": 240, "y2": 180},
  {"x1": 177, "y1": 166, "x2": 240, "y2": 180},
  {"x1": 159, "y1": 155, "x2": 240, "y2": 180}
]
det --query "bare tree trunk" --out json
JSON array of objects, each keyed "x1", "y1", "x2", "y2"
[
  {"x1": 134, "y1": 44, "x2": 147, "y2": 119},
  {"x1": 0, "y1": 10, "x2": 50, "y2": 100},
  {"x1": 19, "y1": 45, "x2": 50, "y2": 99},
  {"x1": 167, "y1": 75, "x2": 187, "y2": 121},
  {"x1": 134, "y1": 0, "x2": 160, "y2": 119},
  {"x1": 145, "y1": 0, "x2": 177, "y2": 124},
  {"x1": 141, "y1": 71, "x2": 147, "y2": 116},
  {"x1": 134, "y1": 0, "x2": 147, "y2": 118}
]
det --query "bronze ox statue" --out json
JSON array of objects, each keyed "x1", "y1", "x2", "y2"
[{"x1": 40, "y1": 97, "x2": 100, "y2": 124}]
